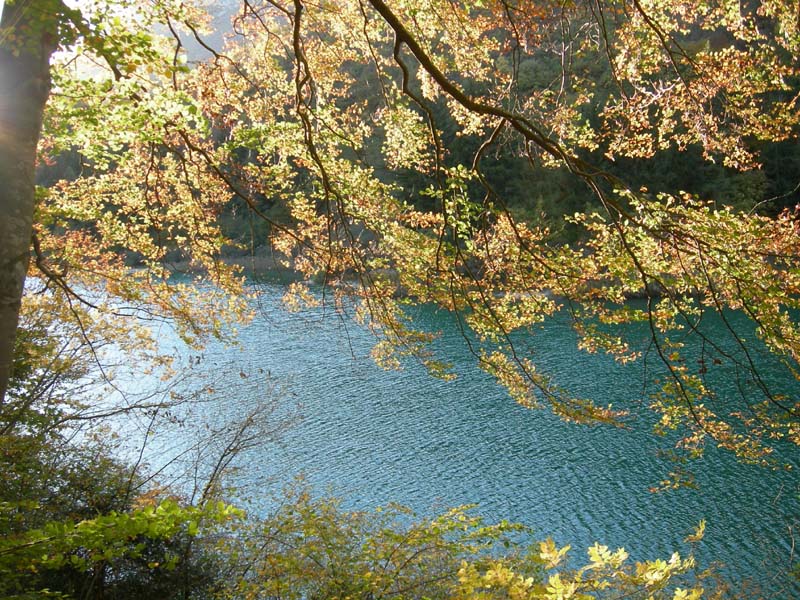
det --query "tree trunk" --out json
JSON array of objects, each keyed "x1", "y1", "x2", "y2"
[{"x1": 0, "y1": 1, "x2": 57, "y2": 403}]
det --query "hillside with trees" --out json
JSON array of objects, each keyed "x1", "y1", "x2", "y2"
[{"x1": 1, "y1": 0, "x2": 799, "y2": 597}]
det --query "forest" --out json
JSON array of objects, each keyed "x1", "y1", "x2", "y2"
[{"x1": 1, "y1": 0, "x2": 799, "y2": 597}]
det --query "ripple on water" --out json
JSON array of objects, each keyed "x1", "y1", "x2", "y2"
[{"x1": 150, "y1": 286, "x2": 799, "y2": 595}]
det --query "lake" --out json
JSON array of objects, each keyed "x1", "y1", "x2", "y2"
[{"x1": 132, "y1": 281, "x2": 799, "y2": 596}]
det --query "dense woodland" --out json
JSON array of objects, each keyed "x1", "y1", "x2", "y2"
[{"x1": 2, "y1": 0, "x2": 800, "y2": 598}]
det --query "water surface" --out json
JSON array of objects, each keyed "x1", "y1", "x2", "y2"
[{"x1": 139, "y1": 283, "x2": 799, "y2": 595}]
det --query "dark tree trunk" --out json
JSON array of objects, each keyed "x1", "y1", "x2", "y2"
[{"x1": 0, "y1": 1, "x2": 57, "y2": 403}]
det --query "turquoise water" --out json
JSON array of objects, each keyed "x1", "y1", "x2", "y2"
[{"x1": 144, "y1": 282, "x2": 799, "y2": 595}]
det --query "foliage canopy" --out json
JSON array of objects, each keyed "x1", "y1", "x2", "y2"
[
  {"x1": 1, "y1": 0, "x2": 799, "y2": 596},
  {"x1": 7, "y1": 0, "x2": 796, "y2": 465}
]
